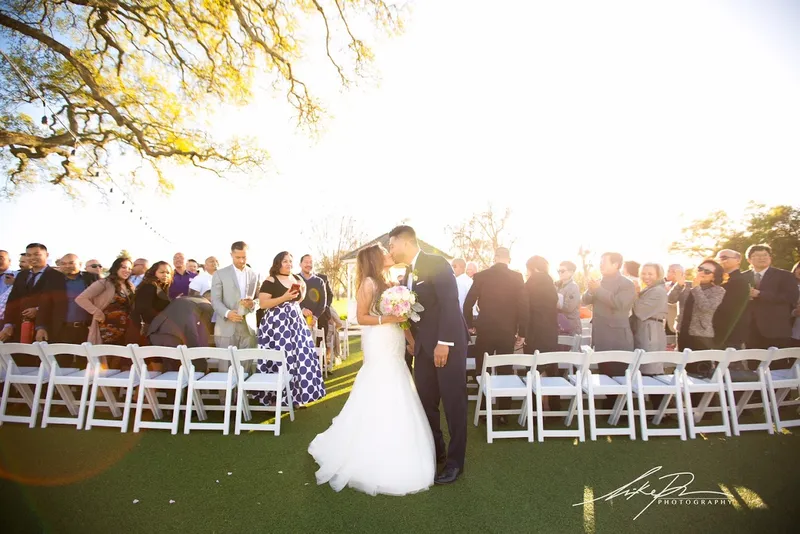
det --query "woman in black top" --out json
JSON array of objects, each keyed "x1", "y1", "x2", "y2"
[
  {"x1": 255, "y1": 252, "x2": 326, "y2": 407},
  {"x1": 523, "y1": 256, "x2": 561, "y2": 410},
  {"x1": 129, "y1": 261, "x2": 172, "y2": 344}
]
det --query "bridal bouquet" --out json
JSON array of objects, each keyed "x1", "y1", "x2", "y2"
[{"x1": 378, "y1": 286, "x2": 424, "y2": 329}]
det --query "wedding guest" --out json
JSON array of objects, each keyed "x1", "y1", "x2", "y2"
[
  {"x1": 555, "y1": 261, "x2": 581, "y2": 336},
  {"x1": 76, "y1": 258, "x2": 135, "y2": 369},
  {"x1": 583, "y1": 252, "x2": 636, "y2": 410},
  {"x1": 34, "y1": 254, "x2": 98, "y2": 352},
  {"x1": 85, "y1": 259, "x2": 103, "y2": 277},
  {"x1": 54, "y1": 256, "x2": 63, "y2": 271},
  {"x1": 624, "y1": 261, "x2": 642, "y2": 295},
  {"x1": 0, "y1": 250, "x2": 13, "y2": 296},
  {"x1": 169, "y1": 252, "x2": 195, "y2": 299},
  {"x1": 147, "y1": 297, "x2": 214, "y2": 369},
  {"x1": 668, "y1": 265, "x2": 692, "y2": 350},
  {"x1": 0, "y1": 243, "x2": 60, "y2": 349},
  {"x1": 317, "y1": 272, "x2": 335, "y2": 364},
  {"x1": 466, "y1": 262, "x2": 478, "y2": 278},
  {"x1": 129, "y1": 261, "x2": 173, "y2": 344},
  {"x1": 298, "y1": 254, "x2": 327, "y2": 329},
  {"x1": 129, "y1": 258, "x2": 149, "y2": 289},
  {"x1": 189, "y1": 256, "x2": 219, "y2": 297},
  {"x1": 0, "y1": 280, "x2": 11, "y2": 326},
  {"x1": 664, "y1": 264, "x2": 684, "y2": 336},
  {"x1": 186, "y1": 259, "x2": 199, "y2": 275},
  {"x1": 713, "y1": 250, "x2": 751, "y2": 350},
  {"x1": 679, "y1": 260, "x2": 726, "y2": 353},
  {"x1": 745, "y1": 244, "x2": 799, "y2": 356},
  {"x1": 631, "y1": 263, "x2": 668, "y2": 406},
  {"x1": 451, "y1": 258, "x2": 473, "y2": 314},
  {"x1": 791, "y1": 262, "x2": 800, "y2": 347},
  {"x1": 326, "y1": 306, "x2": 345, "y2": 364},
  {"x1": 523, "y1": 255, "x2": 561, "y2": 409},
  {"x1": 19, "y1": 253, "x2": 29, "y2": 271},
  {"x1": 211, "y1": 242, "x2": 261, "y2": 367},
  {"x1": 256, "y1": 251, "x2": 325, "y2": 407},
  {"x1": 463, "y1": 248, "x2": 527, "y2": 423}
]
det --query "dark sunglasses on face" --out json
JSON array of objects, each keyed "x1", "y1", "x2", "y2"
[
  {"x1": 89, "y1": 264, "x2": 102, "y2": 269},
  {"x1": 696, "y1": 267, "x2": 714, "y2": 275}
]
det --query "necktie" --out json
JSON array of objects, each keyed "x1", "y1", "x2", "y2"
[
  {"x1": 753, "y1": 272, "x2": 762, "y2": 289},
  {"x1": 26, "y1": 271, "x2": 40, "y2": 290}
]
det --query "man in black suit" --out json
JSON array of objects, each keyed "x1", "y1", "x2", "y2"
[
  {"x1": 0, "y1": 243, "x2": 63, "y2": 365},
  {"x1": 745, "y1": 244, "x2": 799, "y2": 367},
  {"x1": 713, "y1": 249, "x2": 751, "y2": 351},
  {"x1": 462, "y1": 248, "x2": 527, "y2": 423},
  {"x1": 35, "y1": 254, "x2": 99, "y2": 351},
  {"x1": 389, "y1": 225, "x2": 469, "y2": 485}
]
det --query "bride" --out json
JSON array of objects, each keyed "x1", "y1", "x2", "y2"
[{"x1": 308, "y1": 244, "x2": 435, "y2": 496}]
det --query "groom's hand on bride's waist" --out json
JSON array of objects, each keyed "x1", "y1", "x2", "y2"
[{"x1": 434, "y1": 344, "x2": 449, "y2": 367}]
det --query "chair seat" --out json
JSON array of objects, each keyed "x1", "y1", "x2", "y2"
[
  {"x1": 771, "y1": 369, "x2": 798, "y2": 381},
  {"x1": 633, "y1": 376, "x2": 678, "y2": 391},
  {"x1": 488, "y1": 375, "x2": 527, "y2": 390},
  {"x1": 537, "y1": 376, "x2": 574, "y2": 389},
  {"x1": 147, "y1": 371, "x2": 203, "y2": 384},
  {"x1": 584, "y1": 374, "x2": 630, "y2": 389},
  {"x1": 245, "y1": 373, "x2": 281, "y2": 385},
  {"x1": 651, "y1": 375, "x2": 678, "y2": 385},
  {"x1": 684, "y1": 375, "x2": 713, "y2": 386},
  {"x1": 195, "y1": 372, "x2": 238, "y2": 388}
]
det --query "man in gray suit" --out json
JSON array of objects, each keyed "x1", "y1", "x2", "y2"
[
  {"x1": 211, "y1": 241, "x2": 261, "y2": 369},
  {"x1": 582, "y1": 252, "x2": 636, "y2": 383}
]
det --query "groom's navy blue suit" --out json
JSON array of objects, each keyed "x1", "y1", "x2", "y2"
[{"x1": 405, "y1": 251, "x2": 469, "y2": 471}]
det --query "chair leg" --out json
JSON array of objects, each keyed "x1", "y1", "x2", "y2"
[
  {"x1": 184, "y1": 381, "x2": 194, "y2": 435},
  {"x1": 222, "y1": 385, "x2": 232, "y2": 436},
  {"x1": 486, "y1": 388, "x2": 494, "y2": 444},
  {"x1": 274, "y1": 387, "x2": 282, "y2": 436},
  {"x1": 759, "y1": 380, "x2": 775, "y2": 435},
  {"x1": 473, "y1": 385, "x2": 483, "y2": 427},
  {"x1": 41, "y1": 376, "x2": 57, "y2": 428},
  {"x1": 587, "y1": 389, "x2": 597, "y2": 441},
  {"x1": 674, "y1": 385, "x2": 687, "y2": 440},
  {"x1": 637, "y1": 388, "x2": 648, "y2": 441},
  {"x1": 695, "y1": 392, "x2": 713, "y2": 423},
  {"x1": 121, "y1": 382, "x2": 135, "y2": 433},
  {"x1": 29, "y1": 378, "x2": 45, "y2": 429},
  {"x1": 235, "y1": 386, "x2": 244, "y2": 436},
  {"x1": 576, "y1": 389, "x2": 585, "y2": 442},
  {"x1": 718, "y1": 383, "x2": 731, "y2": 436},
  {"x1": 85, "y1": 379, "x2": 100, "y2": 430},
  {"x1": 683, "y1": 386, "x2": 696, "y2": 439},
  {"x1": 171, "y1": 387, "x2": 183, "y2": 435},
  {"x1": 766, "y1": 378, "x2": 782, "y2": 432},
  {"x1": 101, "y1": 385, "x2": 122, "y2": 418},
  {"x1": 653, "y1": 394, "x2": 671, "y2": 425},
  {"x1": 76, "y1": 375, "x2": 92, "y2": 430},
  {"x1": 527, "y1": 392, "x2": 534, "y2": 442},
  {"x1": 726, "y1": 382, "x2": 740, "y2": 436},
  {"x1": 626, "y1": 387, "x2": 636, "y2": 440},
  {"x1": 536, "y1": 389, "x2": 545, "y2": 442},
  {"x1": 134, "y1": 383, "x2": 146, "y2": 433},
  {"x1": 0, "y1": 379, "x2": 10, "y2": 425},
  {"x1": 286, "y1": 380, "x2": 295, "y2": 422}
]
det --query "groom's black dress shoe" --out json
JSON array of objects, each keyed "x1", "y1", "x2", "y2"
[{"x1": 434, "y1": 466, "x2": 464, "y2": 485}]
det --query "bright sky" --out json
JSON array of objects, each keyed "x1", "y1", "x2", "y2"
[{"x1": 1, "y1": 0, "x2": 799, "y2": 275}]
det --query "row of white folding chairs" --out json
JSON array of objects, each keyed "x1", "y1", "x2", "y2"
[
  {"x1": 473, "y1": 346, "x2": 800, "y2": 443},
  {"x1": 0, "y1": 342, "x2": 294, "y2": 435}
]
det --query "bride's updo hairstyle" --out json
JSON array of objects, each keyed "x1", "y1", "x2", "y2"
[{"x1": 356, "y1": 245, "x2": 389, "y2": 300}]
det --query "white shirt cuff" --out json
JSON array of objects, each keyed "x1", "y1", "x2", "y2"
[
  {"x1": 225, "y1": 310, "x2": 230, "y2": 319},
  {"x1": 437, "y1": 341, "x2": 454, "y2": 347}
]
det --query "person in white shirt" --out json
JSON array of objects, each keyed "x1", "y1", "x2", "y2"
[
  {"x1": 451, "y1": 258, "x2": 473, "y2": 313},
  {"x1": 189, "y1": 256, "x2": 219, "y2": 297},
  {"x1": 129, "y1": 258, "x2": 149, "y2": 289}
]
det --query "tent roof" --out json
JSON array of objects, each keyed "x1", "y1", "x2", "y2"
[{"x1": 341, "y1": 233, "x2": 452, "y2": 263}]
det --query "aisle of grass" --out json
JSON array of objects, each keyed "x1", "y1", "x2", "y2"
[{"x1": 0, "y1": 341, "x2": 798, "y2": 533}]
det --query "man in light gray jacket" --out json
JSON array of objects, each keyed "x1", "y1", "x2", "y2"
[
  {"x1": 211, "y1": 241, "x2": 261, "y2": 369},
  {"x1": 582, "y1": 252, "x2": 636, "y2": 378}
]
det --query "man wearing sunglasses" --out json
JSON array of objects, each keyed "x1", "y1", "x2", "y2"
[{"x1": 85, "y1": 260, "x2": 104, "y2": 277}]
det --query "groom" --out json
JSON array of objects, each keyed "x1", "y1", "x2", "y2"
[{"x1": 389, "y1": 225, "x2": 469, "y2": 485}]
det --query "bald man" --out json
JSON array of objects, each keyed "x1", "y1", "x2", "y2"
[{"x1": 35, "y1": 253, "x2": 99, "y2": 353}]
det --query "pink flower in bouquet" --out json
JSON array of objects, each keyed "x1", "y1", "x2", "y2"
[{"x1": 378, "y1": 286, "x2": 424, "y2": 328}]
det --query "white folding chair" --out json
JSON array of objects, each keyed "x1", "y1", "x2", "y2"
[
  {"x1": 681, "y1": 349, "x2": 733, "y2": 439},
  {"x1": 0, "y1": 342, "x2": 55, "y2": 427},
  {"x1": 473, "y1": 353, "x2": 534, "y2": 443},
  {"x1": 765, "y1": 347, "x2": 800, "y2": 431},
  {"x1": 634, "y1": 351, "x2": 688, "y2": 440},
  {"x1": 39, "y1": 343, "x2": 97, "y2": 429},
  {"x1": 131, "y1": 345, "x2": 201, "y2": 434},
  {"x1": 84, "y1": 343, "x2": 154, "y2": 432},
  {"x1": 232, "y1": 348, "x2": 294, "y2": 435},
  {"x1": 723, "y1": 349, "x2": 774, "y2": 435},
  {"x1": 338, "y1": 320, "x2": 350, "y2": 361},
  {"x1": 576, "y1": 349, "x2": 639, "y2": 441},
  {"x1": 314, "y1": 328, "x2": 329, "y2": 378},
  {"x1": 181, "y1": 346, "x2": 241, "y2": 434},
  {"x1": 525, "y1": 351, "x2": 587, "y2": 442}
]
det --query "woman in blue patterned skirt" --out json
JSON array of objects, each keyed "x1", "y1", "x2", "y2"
[{"x1": 256, "y1": 251, "x2": 326, "y2": 407}]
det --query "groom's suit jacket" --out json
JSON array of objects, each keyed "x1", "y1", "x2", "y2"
[
  {"x1": 211, "y1": 265, "x2": 261, "y2": 338},
  {"x1": 404, "y1": 251, "x2": 469, "y2": 357}
]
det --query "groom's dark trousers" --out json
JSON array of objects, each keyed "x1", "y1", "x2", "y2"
[{"x1": 414, "y1": 343, "x2": 468, "y2": 471}]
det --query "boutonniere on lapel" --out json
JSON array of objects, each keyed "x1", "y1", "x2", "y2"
[{"x1": 410, "y1": 269, "x2": 420, "y2": 283}]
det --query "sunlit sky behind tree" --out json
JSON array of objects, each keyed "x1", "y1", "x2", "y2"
[{"x1": 2, "y1": 0, "x2": 798, "y2": 276}]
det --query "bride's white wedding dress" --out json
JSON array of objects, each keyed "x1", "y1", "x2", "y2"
[{"x1": 308, "y1": 317, "x2": 435, "y2": 496}]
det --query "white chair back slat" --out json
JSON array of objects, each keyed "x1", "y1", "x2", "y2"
[
  {"x1": 232, "y1": 347, "x2": 293, "y2": 435},
  {"x1": 534, "y1": 350, "x2": 587, "y2": 367}
]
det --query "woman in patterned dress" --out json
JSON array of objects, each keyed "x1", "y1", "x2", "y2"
[{"x1": 256, "y1": 251, "x2": 326, "y2": 407}]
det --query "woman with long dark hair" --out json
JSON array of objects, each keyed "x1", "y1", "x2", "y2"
[
  {"x1": 129, "y1": 261, "x2": 172, "y2": 344},
  {"x1": 76, "y1": 257, "x2": 135, "y2": 348},
  {"x1": 255, "y1": 252, "x2": 325, "y2": 406},
  {"x1": 308, "y1": 244, "x2": 434, "y2": 496}
]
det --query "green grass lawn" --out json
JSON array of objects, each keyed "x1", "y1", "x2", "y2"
[{"x1": 0, "y1": 341, "x2": 798, "y2": 533}]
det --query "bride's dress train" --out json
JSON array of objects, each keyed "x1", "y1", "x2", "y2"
[{"x1": 308, "y1": 322, "x2": 435, "y2": 496}]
